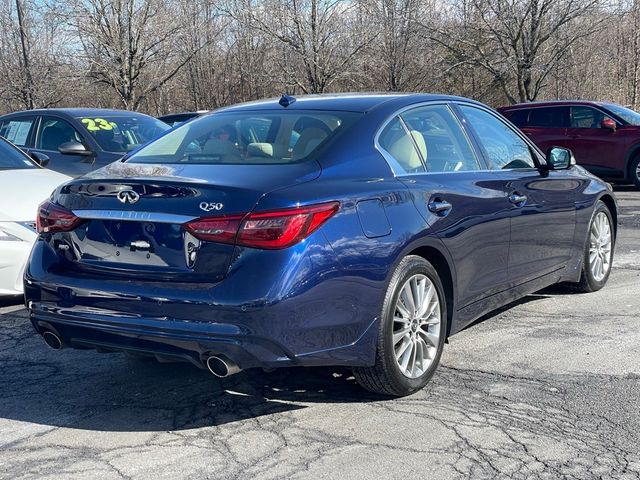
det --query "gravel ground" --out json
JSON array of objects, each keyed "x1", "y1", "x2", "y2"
[{"x1": 0, "y1": 187, "x2": 639, "y2": 480}]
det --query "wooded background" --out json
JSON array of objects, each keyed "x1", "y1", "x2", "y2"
[{"x1": 1, "y1": 0, "x2": 638, "y2": 115}]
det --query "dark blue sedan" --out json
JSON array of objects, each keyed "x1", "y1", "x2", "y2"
[
  {"x1": 25, "y1": 94, "x2": 616, "y2": 396},
  {"x1": 0, "y1": 108, "x2": 169, "y2": 177}
]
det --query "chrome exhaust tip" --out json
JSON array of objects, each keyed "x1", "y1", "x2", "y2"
[
  {"x1": 42, "y1": 331, "x2": 63, "y2": 350},
  {"x1": 205, "y1": 355, "x2": 241, "y2": 378}
]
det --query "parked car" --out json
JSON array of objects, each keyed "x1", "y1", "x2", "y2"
[
  {"x1": 0, "y1": 108, "x2": 170, "y2": 177},
  {"x1": 25, "y1": 94, "x2": 616, "y2": 396},
  {"x1": 158, "y1": 111, "x2": 209, "y2": 127},
  {"x1": 498, "y1": 100, "x2": 640, "y2": 187},
  {"x1": 0, "y1": 137, "x2": 70, "y2": 295}
]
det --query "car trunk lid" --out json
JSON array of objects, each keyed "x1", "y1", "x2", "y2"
[{"x1": 50, "y1": 161, "x2": 320, "y2": 282}]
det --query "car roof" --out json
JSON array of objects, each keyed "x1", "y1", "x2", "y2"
[
  {"x1": 215, "y1": 93, "x2": 486, "y2": 113},
  {"x1": 498, "y1": 100, "x2": 615, "y2": 111},
  {"x1": 0, "y1": 108, "x2": 155, "y2": 119}
]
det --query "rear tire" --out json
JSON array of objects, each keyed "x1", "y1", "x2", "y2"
[
  {"x1": 353, "y1": 255, "x2": 447, "y2": 397},
  {"x1": 567, "y1": 201, "x2": 614, "y2": 293}
]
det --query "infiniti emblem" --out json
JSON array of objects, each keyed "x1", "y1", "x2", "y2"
[{"x1": 117, "y1": 189, "x2": 140, "y2": 204}]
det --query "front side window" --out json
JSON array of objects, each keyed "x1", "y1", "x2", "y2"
[
  {"x1": 570, "y1": 106, "x2": 612, "y2": 129},
  {"x1": 77, "y1": 115, "x2": 169, "y2": 153},
  {"x1": 0, "y1": 117, "x2": 36, "y2": 147},
  {"x1": 378, "y1": 117, "x2": 426, "y2": 174},
  {"x1": 460, "y1": 105, "x2": 535, "y2": 170},
  {"x1": 129, "y1": 110, "x2": 360, "y2": 165},
  {"x1": 528, "y1": 107, "x2": 569, "y2": 128},
  {"x1": 0, "y1": 138, "x2": 37, "y2": 169},
  {"x1": 37, "y1": 117, "x2": 84, "y2": 151},
  {"x1": 400, "y1": 104, "x2": 480, "y2": 172}
]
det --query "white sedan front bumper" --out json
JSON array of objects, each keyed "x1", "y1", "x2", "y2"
[{"x1": 0, "y1": 222, "x2": 37, "y2": 295}]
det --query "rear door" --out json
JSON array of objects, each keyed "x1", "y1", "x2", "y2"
[
  {"x1": 379, "y1": 104, "x2": 512, "y2": 309},
  {"x1": 518, "y1": 106, "x2": 570, "y2": 153},
  {"x1": 458, "y1": 104, "x2": 578, "y2": 285}
]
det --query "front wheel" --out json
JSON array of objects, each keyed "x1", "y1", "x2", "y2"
[
  {"x1": 568, "y1": 201, "x2": 614, "y2": 293},
  {"x1": 353, "y1": 256, "x2": 447, "y2": 397}
]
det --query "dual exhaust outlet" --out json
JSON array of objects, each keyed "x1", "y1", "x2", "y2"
[{"x1": 40, "y1": 330, "x2": 241, "y2": 378}]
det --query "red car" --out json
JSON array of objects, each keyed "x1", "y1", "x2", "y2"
[{"x1": 498, "y1": 100, "x2": 640, "y2": 187}]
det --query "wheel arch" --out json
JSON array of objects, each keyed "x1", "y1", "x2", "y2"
[
  {"x1": 624, "y1": 144, "x2": 640, "y2": 181},
  {"x1": 407, "y1": 245, "x2": 456, "y2": 338},
  {"x1": 598, "y1": 193, "x2": 618, "y2": 239}
]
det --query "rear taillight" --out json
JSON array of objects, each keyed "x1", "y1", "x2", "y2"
[
  {"x1": 184, "y1": 201, "x2": 339, "y2": 249},
  {"x1": 36, "y1": 200, "x2": 84, "y2": 233}
]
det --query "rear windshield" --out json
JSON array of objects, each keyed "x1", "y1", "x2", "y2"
[
  {"x1": 75, "y1": 115, "x2": 169, "y2": 153},
  {"x1": 127, "y1": 110, "x2": 361, "y2": 165}
]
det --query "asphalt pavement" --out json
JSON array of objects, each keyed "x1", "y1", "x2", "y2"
[{"x1": 1, "y1": 186, "x2": 639, "y2": 479}]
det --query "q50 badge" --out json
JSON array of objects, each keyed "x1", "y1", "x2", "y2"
[{"x1": 200, "y1": 202, "x2": 224, "y2": 212}]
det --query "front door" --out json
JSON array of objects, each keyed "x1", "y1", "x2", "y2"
[
  {"x1": 563, "y1": 106, "x2": 627, "y2": 175},
  {"x1": 33, "y1": 116, "x2": 96, "y2": 176},
  {"x1": 458, "y1": 104, "x2": 579, "y2": 286}
]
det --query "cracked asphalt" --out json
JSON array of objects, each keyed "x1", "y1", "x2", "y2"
[{"x1": 1, "y1": 187, "x2": 639, "y2": 480}]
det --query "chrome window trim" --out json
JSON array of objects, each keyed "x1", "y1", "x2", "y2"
[
  {"x1": 72, "y1": 210, "x2": 197, "y2": 224},
  {"x1": 374, "y1": 101, "x2": 485, "y2": 177}
]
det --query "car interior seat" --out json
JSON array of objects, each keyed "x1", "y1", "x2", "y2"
[
  {"x1": 388, "y1": 130, "x2": 427, "y2": 172},
  {"x1": 202, "y1": 139, "x2": 241, "y2": 163}
]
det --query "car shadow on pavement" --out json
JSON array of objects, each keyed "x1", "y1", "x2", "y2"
[
  {"x1": 0, "y1": 308, "x2": 385, "y2": 432},
  {"x1": 0, "y1": 290, "x2": 549, "y2": 433}
]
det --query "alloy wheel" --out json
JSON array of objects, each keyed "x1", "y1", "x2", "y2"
[
  {"x1": 392, "y1": 274, "x2": 441, "y2": 379},
  {"x1": 589, "y1": 211, "x2": 612, "y2": 282}
]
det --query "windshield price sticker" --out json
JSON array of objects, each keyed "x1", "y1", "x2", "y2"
[{"x1": 82, "y1": 118, "x2": 117, "y2": 132}]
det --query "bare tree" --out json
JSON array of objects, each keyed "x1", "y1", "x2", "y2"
[
  {"x1": 431, "y1": 0, "x2": 611, "y2": 103},
  {"x1": 226, "y1": 0, "x2": 374, "y2": 93},
  {"x1": 69, "y1": 0, "x2": 213, "y2": 110}
]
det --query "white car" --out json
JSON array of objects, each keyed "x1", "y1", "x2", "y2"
[{"x1": 0, "y1": 137, "x2": 70, "y2": 295}]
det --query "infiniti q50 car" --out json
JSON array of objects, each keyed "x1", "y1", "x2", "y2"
[{"x1": 25, "y1": 94, "x2": 616, "y2": 396}]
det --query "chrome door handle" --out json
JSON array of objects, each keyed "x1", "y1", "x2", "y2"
[
  {"x1": 428, "y1": 200, "x2": 452, "y2": 215},
  {"x1": 508, "y1": 192, "x2": 527, "y2": 205}
]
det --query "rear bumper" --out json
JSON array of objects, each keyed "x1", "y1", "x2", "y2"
[
  {"x1": 25, "y1": 239, "x2": 382, "y2": 370},
  {"x1": 28, "y1": 299, "x2": 378, "y2": 370}
]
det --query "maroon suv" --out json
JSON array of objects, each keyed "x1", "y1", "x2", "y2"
[{"x1": 498, "y1": 100, "x2": 640, "y2": 187}]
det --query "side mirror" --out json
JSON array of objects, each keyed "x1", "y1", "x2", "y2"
[
  {"x1": 30, "y1": 151, "x2": 49, "y2": 167},
  {"x1": 546, "y1": 146, "x2": 576, "y2": 170},
  {"x1": 58, "y1": 141, "x2": 92, "y2": 156},
  {"x1": 601, "y1": 118, "x2": 616, "y2": 131}
]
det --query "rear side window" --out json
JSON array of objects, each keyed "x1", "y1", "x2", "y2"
[
  {"x1": 528, "y1": 107, "x2": 569, "y2": 127},
  {"x1": 129, "y1": 111, "x2": 360, "y2": 165},
  {"x1": 506, "y1": 110, "x2": 529, "y2": 127},
  {"x1": 400, "y1": 104, "x2": 480, "y2": 172},
  {"x1": 0, "y1": 117, "x2": 36, "y2": 147},
  {"x1": 378, "y1": 117, "x2": 426, "y2": 174}
]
